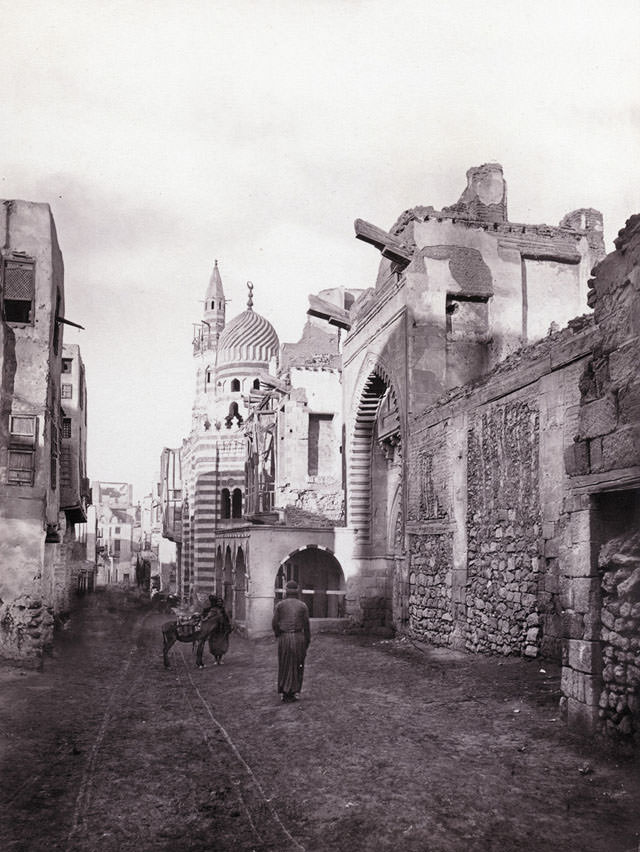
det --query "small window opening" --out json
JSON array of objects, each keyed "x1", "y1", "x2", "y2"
[
  {"x1": 220, "y1": 488, "x2": 231, "y2": 519},
  {"x1": 231, "y1": 378, "x2": 241, "y2": 392},
  {"x1": 232, "y1": 488, "x2": 242, "y2": 518},
  {"x1": 3, "y1": 259, "x2": 35, "y2": 324}
]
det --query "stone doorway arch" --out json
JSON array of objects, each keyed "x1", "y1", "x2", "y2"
[{"x1": 274, "y1": 546, "x2": 346, "y2": 619}]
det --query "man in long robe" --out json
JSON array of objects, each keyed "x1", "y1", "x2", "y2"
[{"x1": 272, "y1": 580, "x2": 311, "y2": 702}]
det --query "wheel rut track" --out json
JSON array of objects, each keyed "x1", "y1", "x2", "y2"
[{"x1": 64, "y1": 602, "x2": 304, "y2": 851}]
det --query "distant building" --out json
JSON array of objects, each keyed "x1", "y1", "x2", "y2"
[
  {"x1": 138, "y1": 483, "x2": 176, "y2": 590},
  {"x1": 60, "y1": 344, "x2": 90, "y2": 524},
  {"x1": 92, "y1": 481, "x2": 135, "y2": 585},
  {"x1": 0, "y1": 199, "x2": 90, "y2": 664},
  {"x1": 160, "y1": 264, "x2": 359, "y2": 635},
  {"x1": 159, "y1": 447, "x2": 182, "y2": 589}
]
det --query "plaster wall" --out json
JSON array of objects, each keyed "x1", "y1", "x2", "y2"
[
  {"x1": 0, "y1": 201, "x2": 66, "y2": 663},
  {"x1": 525, "y1": 259, "x2": 583, "y2": 341}
]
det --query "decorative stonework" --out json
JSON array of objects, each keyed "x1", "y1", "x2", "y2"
[{"x1": 465, "y1": 401, "x2": 542, "y2": 655}]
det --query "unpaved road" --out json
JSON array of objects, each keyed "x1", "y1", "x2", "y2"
[{"x1": 0, "y1": 587, "x2": 639, "y2": 852}]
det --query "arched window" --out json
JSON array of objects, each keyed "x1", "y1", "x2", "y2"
[
  {"x1": 253, "y1": 378, "x2": 260, "y2": 390},
  {"x1": 231, "y1": 378, "x2": 241, "y2": 392},
  {"x1": 220, "y1": 488, "x2": 231, "y2": 519},
  {"x1": 210, "y1": 300, "x2": 216, "y2": 310},
  {"x1": 232, "y1": 488, "x2": 242, "y2": 518}
]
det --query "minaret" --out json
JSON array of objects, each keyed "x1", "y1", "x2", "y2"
[{"x1": 204, "y1": 259, "x2": 225, "y2": 334}]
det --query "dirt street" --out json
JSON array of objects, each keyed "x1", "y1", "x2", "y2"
[{"x1": 0, "y1": 588, "x2": 639, "y2": 852}]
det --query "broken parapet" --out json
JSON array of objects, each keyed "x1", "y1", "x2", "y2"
[
  {"x1": 443, "y1": 162, "x2": 508, "y2": 224},
  {"x1": 565, "y1": 213, "x2": 640, "y2": 479}
]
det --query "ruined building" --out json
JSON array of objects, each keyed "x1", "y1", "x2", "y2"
[
  {"x1": 161, "y1": 166, "x2": 640, "y2": 743},
  {"x1": 331, "y1": 164, "x2": 640, "y2": 741},
  {"x1": 0, "y1": 200, "x2": 90, "y2": 664}
]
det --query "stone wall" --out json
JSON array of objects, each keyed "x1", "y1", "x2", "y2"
[
  {"x1": 465, "y1": 401, "x2": 542, "y2": 655},
  {"x1": 597, "y1": 530, "x2": 640, "y2": 743},
  {"x1": 560, "y1": 214, "x2": 640, "y2": 737},
  {"x1": 408, "y1": 531, "x2": 454, "y2": 644},
  {"x1": 403, "y1": 320, "x2": 594, "y2": 662}
]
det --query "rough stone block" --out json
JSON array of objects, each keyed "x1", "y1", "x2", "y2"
[
  {"x1": 572, "y1": 577, "x2": 598, "y2": 614},
  {"x1": 619, "y1": 380, "x2": 640, "y2": 424},
  {"x1": 601, "y1": 425, "x2": 640, "y2": 470},
  {"x1": 561, "y1": 666, "x2": 601, "y2": 706},
  {"x1": 561, "y1": 610, "x2": 585, "y2": 639},
  {"x1": 564, "y1": 638, "x2": 602, "y2": 674},
  {"x1": 608, "y1": 345, "x2": 638, "y2": 389},
  {"x1": 566, "y1": 696, "x2": 600, "y2": 734},
  {"x1": 560, "y1": 542, "x2": 594, "y2": 579},
  {"x1": 544, "y1": 538, "x2": 559, "y2": 558},
  {"x1": 577, "y1": 394, "x2": 618, "y2": 440},
  {"x1": 564, "y1": 441, "x2": 590, "y2": 475},
  {"x1": 589, "y1": 437, "x2": 604, "y2": 471},
  {"x1": 570, "y1": 511, "x2": 591, "y2": 545}
]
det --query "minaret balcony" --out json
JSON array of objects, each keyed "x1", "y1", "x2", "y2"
[{"x1": 192, "y1": 331, "x2": 218, "y2": 354}]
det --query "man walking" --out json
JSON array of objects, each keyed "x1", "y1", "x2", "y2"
[{"x1": 272, "y1": 580, "x2": 311, "y2": 702}]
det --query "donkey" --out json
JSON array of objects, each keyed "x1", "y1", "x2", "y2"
[{"x1": 162, "y1": 611, "x2": 224, "y2": 669}]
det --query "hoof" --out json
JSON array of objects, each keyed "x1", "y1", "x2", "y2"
[{"x1": 197, "y1": 664, "x2": 205, "y2": 669}]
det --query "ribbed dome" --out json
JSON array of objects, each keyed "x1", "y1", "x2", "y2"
[{"x1": 217, "y1": 309, "x2": 279, "y2": 365}]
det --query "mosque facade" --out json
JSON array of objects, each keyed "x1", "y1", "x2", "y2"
[{"x1": 169, "y1": 264, "x2": 356, "y2": 637}]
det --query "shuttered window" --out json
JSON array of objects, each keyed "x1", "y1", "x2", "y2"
[{"x1": 3, "y1": 259, "x2": 35, "y2": 324}]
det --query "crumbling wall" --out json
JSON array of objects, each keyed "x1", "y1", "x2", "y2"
[
  {"x1": 560, "y1": 213, "x2": 640, "y2": 736},
  {"x1": 566, "y1": 214, "x2": 640, "y2": 479}
]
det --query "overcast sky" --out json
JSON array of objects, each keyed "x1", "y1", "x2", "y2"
[{"x1": 2, "y1": 0, "x2": 639, "y2": 500}]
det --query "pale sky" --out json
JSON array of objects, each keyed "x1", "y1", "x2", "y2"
[{"x1": 2, "y1": 0, "x2": 639, "y2": 500}]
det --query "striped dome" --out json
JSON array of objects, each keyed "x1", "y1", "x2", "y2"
[{"x1": 217, "y1": 309, "x2": 279, "y2": 365}]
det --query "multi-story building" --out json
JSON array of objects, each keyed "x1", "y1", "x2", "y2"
[
  {"x1": 159, "y1": 447, "x2": 182, "y2": 590},
  {"x1": 92, "y1": 481, "x2": 135, "y2": 585},
  {"x1": 0, "y1": 199, "x2": 88, "y2": 663},
  {"x1": 59, "y1": 343, "x2": 90, "y2": 522},
  {"x1": 59, "y1": 343, "x2": 93, "y2": 593}
]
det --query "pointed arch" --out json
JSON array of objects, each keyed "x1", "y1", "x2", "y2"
[
  {"x1": 234, "y1": 547, "x2": 246, "y2": 621},
  {"x1": 220, "y1": 488, "x2": 231, "y2": 519},
  {"x1": 232, "y1": 487, "x2": 243, "y2": 518},
  {"x1": 348, "y1": 361, "x2": 403, "y2": 544},
  {"x1": 223, "y1": 546, "x2": 233, "y2": 614},
  {"x1": 215, "y1": 545, "x2": 223, "y2": 597}
]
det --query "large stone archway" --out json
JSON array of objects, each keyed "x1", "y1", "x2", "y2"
[
  {"x1": 275, "y1": 546, "x2": 346, "y2": 620},
  {"x1": 347, "y1": 361, "x2": 404, "y2": 631},
  {"x1": 348, "y1": 364, "x2": 402, "y2": 547}
]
